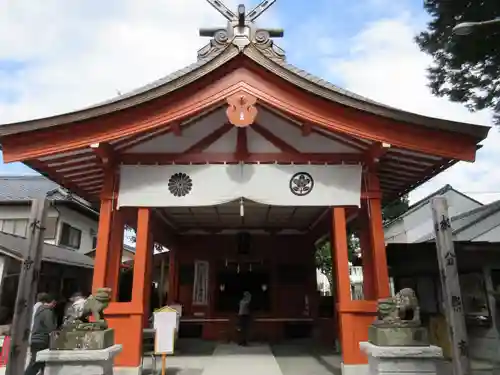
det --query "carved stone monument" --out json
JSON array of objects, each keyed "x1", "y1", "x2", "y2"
[
  {"x1": 368, "y1": 287, "x2": 429, "y2": 346},
  {"x1": 37, "y1": 288, "x2": 122, "y2": 375},
  {"x1": 361, "y1": 288, "x2": 444, "y2": 375},
  {"x1": 50, "y1": 288, "x2": 115, "y2": 350}
]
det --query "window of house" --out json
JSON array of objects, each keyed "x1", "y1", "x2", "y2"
[
  {"x1": 0, "y1": 219, "x2": 29, "y2": 237},
  {"x1": 59, "y1": 223, "x2": 82, "y2": 250},
  {"x1": 44, "y1": 217, "x2": 58, "y2": 240}
]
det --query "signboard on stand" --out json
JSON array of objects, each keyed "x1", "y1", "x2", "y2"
[
  {"x1": 153, "y1": 306, "x2": 178, "y2": 355},
  {"x1": 153, "y1": 305, "x2": 180, "y2": 375}
]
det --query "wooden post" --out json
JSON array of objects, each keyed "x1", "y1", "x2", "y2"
[
  {"x1": 159, "y1": 257, "x2": 165, "y2": 307},
  {"x1": 431, "y1": 197, "x2": 470, "y2": 375},
  {"x1": 6, "y1": 198, "x2": 49, "y2": 375}
]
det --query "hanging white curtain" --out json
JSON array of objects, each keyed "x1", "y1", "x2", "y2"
[
  {"x1": 117, "y1": 164, "x2": 362, "y2": 207},
  {"x1": 192, "y1": 260, "x2": 209, "y2": 306},
  {"x1": 118, "y1": 165, "x2": 242, "y2": 207}
]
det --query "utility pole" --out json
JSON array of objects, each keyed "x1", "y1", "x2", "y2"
[
  {"x1": 6, "y1": 198, "x2": 50, "y2": 375},
  {"x1": 431, "y1": 196, "x2": 470, "y2": 375}
]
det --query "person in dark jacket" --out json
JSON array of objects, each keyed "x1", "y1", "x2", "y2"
[
  {"x1": 25, "y1": 294, "x2": 57, "y2": 375},
  {"x1": 237, "y1": 291, "x2": 252, "y2": 346}
]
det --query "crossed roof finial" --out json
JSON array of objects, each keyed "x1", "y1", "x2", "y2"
[
  {"x1": 205, "y1": 0, "x2": 276, "y2": 23},
  {"x1": 198, "y1": 0, "x2": 285, "y2": 62}
]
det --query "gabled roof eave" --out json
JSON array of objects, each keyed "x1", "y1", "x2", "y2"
[{"x1": 0, "y1": 45, "x2": 490, "y2": 142}]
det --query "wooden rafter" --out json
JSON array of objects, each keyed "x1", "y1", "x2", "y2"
[
  {"x1": 184, "y1": 123, "x2": 232, "y2": 154},
  {"x1": 171, "y1": 122, "x2": 182, "y2": 136},
  {"x1": 287, "y1": 121, "x2": 367, "y2": 152},
  {"x1": 27, "y1": 160, "x2": 95, "y2": 202},
  {"x1": 90, "y1": 142, "x2": 115, "y2": 165},
  {"x1": 301, "y1": 123, "x2": 312, "y2": 136},
  {"x1": 366, "y1": 142, "x2": 391, "y2": 162},
  {"x1": 252, "y1": 123, "x2": 300, "y2": 155}
]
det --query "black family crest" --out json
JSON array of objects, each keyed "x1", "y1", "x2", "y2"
[
  {"x1": 289, "y1": 172, "x2": 314, "y2": 196},
  {"x1": 168, "y1": 172, "x2": 193, "y2": 197}
]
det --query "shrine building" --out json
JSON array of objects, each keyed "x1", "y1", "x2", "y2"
[{"x1": 0, "y1": 1, "x2": 489, "y2": 374}]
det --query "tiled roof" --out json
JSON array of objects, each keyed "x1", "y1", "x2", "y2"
[
  {"x1": 0, "y1": 45, "x2": 489, "y2": 141},
  {"x1": 414, "y1": 199, "x2": 500, "y2": 242},
  {"x1": 0, "y1": 175, "x2": 60, "y2": 202},
  {"x1": 0, "y1": 175, "x2": 97, "y2": 215},
  {"x1": 0, "y1": 231, "x2": 94, "y2": 268}
]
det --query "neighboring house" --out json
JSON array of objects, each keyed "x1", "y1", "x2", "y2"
[
  {"x1": 416, "y1": 199, "x2": 500, "y2": 243},
  {"x1": 0, "y1": 176, "x2": 100, "y2": 253},
  {"x1": 384, "y1": 184, "x2": 483, "y2": 244},
  {"x1": 0, "y1": 175, "x2": 99, "y2": 324},
  {"x1": 385, "y1": 187, "x2": 500, "y2": 368},
  {"x1": 0, "y1": 228, "x2": 95, "y2": 325},
  {"x1": 85, "y1": 244, "x2": 136, "y2": 263}
]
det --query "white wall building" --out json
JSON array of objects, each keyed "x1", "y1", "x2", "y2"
[
  {"x1": 0, "y1": 176, "x2": 135, "y2": 260},
  {"x1": 384, "y1": 184, "x2": 483, "y2": 244}
]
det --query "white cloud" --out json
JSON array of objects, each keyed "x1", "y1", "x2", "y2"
[
  {"x1": 0, "y1": 0, "x2": 242, "y2": 122},
  {"x1": 324, "y1": 12, "x2": 500, "y2": 204}
]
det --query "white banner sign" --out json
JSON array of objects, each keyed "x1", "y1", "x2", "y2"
[{"x1": 117, "y1": 164, "x2": 362, "y2": 207}]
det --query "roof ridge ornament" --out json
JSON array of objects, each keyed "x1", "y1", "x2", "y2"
[{"x1": 198, "y1": 0, "x2": 285, "y2": 62}]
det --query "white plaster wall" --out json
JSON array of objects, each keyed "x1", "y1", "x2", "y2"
[
  {"x1": 384, "y1": 218, "x2": 406, "y2": 243},
  {"x1": 384, "y1": 190, "x2": 482, "y2": 244},
  {"x1": 0, "y1": 205, "x2": 59, "y2": 221},
  {"x1": 54, "y1": 205, "x2": 98, "y2": 253}
]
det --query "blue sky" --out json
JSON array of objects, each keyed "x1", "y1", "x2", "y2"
[{"x1": 0, "y1": 0, "x2": 498, "y2": 203}]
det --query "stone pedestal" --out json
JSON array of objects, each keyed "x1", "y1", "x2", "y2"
[
  {"x1": 36, "y1": 344, "x2": 122, "y2": 375},
  {"x1": 360, "y1": 342, "x2": 443, "y2": 375},
  {"x1": 50, "y1": 329, "x2": 115, "y2": 350},
  {"x1": 368, "y1": 326, "x2": 429, "y2": 346}
]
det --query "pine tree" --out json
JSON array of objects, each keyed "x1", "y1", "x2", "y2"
[{"x1": 415, "y1": 0, "x2": 500, "y2": 123}]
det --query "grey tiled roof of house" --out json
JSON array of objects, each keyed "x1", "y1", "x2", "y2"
[
  {"x1": 0, "y1": 176, "x2": 98, "y2": 215},
  {"x1": 0, "y1": 175, "x2": 60, "y2": 202},
  {"x1": 0, "y1": 231, "x2": 94, "y2": 269}
]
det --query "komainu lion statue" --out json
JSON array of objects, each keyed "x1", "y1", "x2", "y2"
[
  {"x1": 63, "y1": 288, "x2": 112, "y2": 331},
  {"x1": 374, "y1": 288, "x2": 421, "y2": 327}
]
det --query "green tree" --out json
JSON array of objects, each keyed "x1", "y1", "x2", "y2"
[
  {"x1": 382, "y1": 195, "x2": 410, "y2": 224},
  {"x1": 415, "y1": 0, "x2": 500, "y2": 123},
  {"x1": 315, "y1": 196, "x2": 410, "y2": 287}
]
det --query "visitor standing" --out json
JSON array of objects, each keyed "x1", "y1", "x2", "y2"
[
  {"x1": 29, "y1": 293, "x2": 48, "y2": 343},
  {"x1": 237, "y1": 291, "x2": 251, "y2": 346},
  {"x1": 25, "y1": 294, "x2": 57, "y2": 375}
]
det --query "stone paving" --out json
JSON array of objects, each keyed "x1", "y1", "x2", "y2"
[{"x1": 141, "y1": 340, "x2": 342, "y2": 375}]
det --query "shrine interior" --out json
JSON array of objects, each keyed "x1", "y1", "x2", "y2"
[{"x1": 142, "y1": 198, "x2": 339, "y2": 343}]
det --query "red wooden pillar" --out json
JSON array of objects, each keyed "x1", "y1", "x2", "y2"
[
  {"x1": 358, "y1": 202, "x2": 376, "y2": 300},
  {"x1": 331, "y1": 207, "x2": 351, "y2": 305},
  {"x1": 167, "y1": 248, "x2": 177, "y2": 304},
  {"x1": 132, "y1": 208, "x2": 152, "y2": 307},
  {"x1": 107, "y1": 209, "x2": 125, "y2": 301},
  {"x1": 92, "y1": 166, "x2": 116, "y2": 292},
  {"x1": 143, "y1": 233, "x2": 154, "y2": 326},
  {"x1": 331, "y1": 207, "x2": 353, "y2": 360},
  {"x1": 365, "y1": 172, "x2": 390, "y2": 298},
  {"x1": 367, "y1": 197, "x2": 391, "y2": 298}
]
